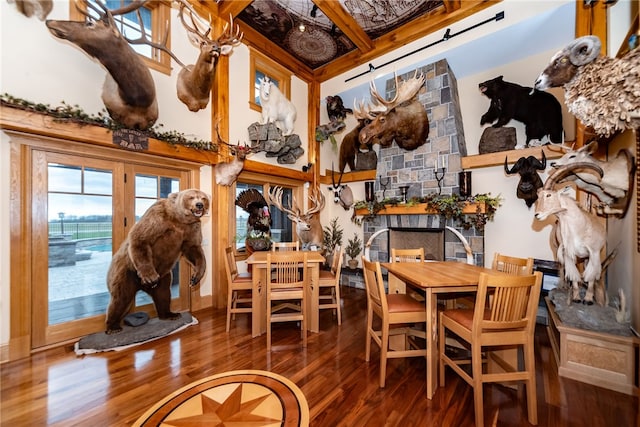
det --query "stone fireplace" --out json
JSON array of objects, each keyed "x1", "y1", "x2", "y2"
[{"x1": 363, "y1": 59, "x2": 484, "y2": 265}]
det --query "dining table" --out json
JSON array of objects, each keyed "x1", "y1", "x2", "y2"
[
  {"x1": 246, "y1": 251, "x2": 325, "y2": 338},
  {"x1": 381, "y1": 260, "x2": 501, "y2": 399}
]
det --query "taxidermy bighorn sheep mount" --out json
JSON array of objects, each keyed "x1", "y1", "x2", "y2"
[
  {"x1": 266, "y1": 186, "x2": 325, "y2": 250},
  {"x1": 357, "y1": 71, "x2": 429, "y2": 151},
  {"x1": 330, "y1": 166, "x2": 354, "y2": 210},
  {"x1": 260, "y1": 76, "x2": 297, "y2": 136},
  {"x1": 549, "y1": 141, "x2": 636, "y2": 217},
  {"x1": 504, "y1": 151, "x2": 546, "y2": 208},
  {"x1": 534, "y1": 35, "x2": 640, "y2": 137},
  {"x1": 534, "y1": 163, "x2": 606, "y2": 306},
  {"x1": 175, "y1": 1, "x2": 242, "y2": 112}
]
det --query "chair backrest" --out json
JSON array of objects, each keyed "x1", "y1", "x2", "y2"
[
  {"x1": 224, "y1": 246, "x2": 238, "y2": 282},
  {"x1": 362, "y1": 257, "x2": 387, "y2": 314},
  {"x1": 391, "y1": 248, "x2": 425, "y2": 263},
  {"x1": 271, "y1": 241, "x2": 300, "y2": 251},
  {"x1": 473, "y1": 271, "x2": 542, "y2": 336},
  {"x1": 491, "y1": 252, "x2": 534, "y2": 275},
  {"x1": 330, "y1": 246, "x2": 344, "y2": 275},
  {"x1": 266, "y1": 251, "x2": 308, "y2": 289}
]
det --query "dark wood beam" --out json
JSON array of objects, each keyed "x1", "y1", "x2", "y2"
[{"x1": 312, "y1": 0, "x2": 374, "y2": 52}]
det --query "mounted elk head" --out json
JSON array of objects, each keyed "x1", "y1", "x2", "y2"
[
  {"x1": 330, "y1": 166, "x2": 354, "y2": 210},
  {"x1": 45, "y1": 0, "x2": 180, "y2": 130},
  {"x1": 548, "y1": 141, "x2": 636, "y2": 217},
  {"x1": 504, "y1": 150, "x2": 546, "y2": 208},
  {"x1": 8, "y1": 0, "x2": 52, "y2": 20},
  {"x1": 175, "y1": 1, "x2": 242, "y2": 112},
  {"x1": 266, "y1": 186, "x2": 325, "y2": 250},
  {"x1": 358, "y1": 71, "x2": 429, "y2": 151}
]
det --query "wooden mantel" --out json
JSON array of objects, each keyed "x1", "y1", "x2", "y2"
[{"x1": 354, "y1": 202, "x2": 485, "y2": 216}]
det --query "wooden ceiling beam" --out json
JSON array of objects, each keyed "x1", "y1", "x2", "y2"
[
  {"x1": 312, "y1": 0, "x2": 500, "y2": 82},
  {"x1": 312, "y1": 0, "x2": 374, "y2": 52},
  {"x1": 217, "y1": 0, "x2": 253, "y2": 18}
]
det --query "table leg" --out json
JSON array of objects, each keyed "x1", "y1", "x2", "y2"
[
  {"x1": 426, "y1": 289, "x2": 438, "y2": 399},
  {"x1": 308, "y1": 263, "x2": 319, "y2": 333},
  {"x1": 252, "y1": 268, "x2": 267, "y2": 338}
]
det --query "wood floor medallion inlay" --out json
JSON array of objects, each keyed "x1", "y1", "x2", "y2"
[{"x1": 133, "y1": 370, "x2": 309, "y2": 426}]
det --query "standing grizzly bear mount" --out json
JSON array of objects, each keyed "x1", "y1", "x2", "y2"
[
  {"x1": 479, "y1": 75, "x2": 563, "y2": 147},
  {"x1": 105, "y1": 189, "x2": 210, "y2": 334}
]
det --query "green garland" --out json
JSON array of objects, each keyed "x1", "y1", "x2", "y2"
[
  {"x1": 1, "y1": 93, "x2": 218, "y2": 152},
  {"x1": 352, "y1": 193, "x2": 502, "y2": 231}
]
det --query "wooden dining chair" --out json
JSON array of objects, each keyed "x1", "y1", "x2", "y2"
[
  {"x1": 223, "y1": 247, "x2": 252, "y2": 333},
  {"x1": 271, "y1": 241, "x2": 299, "y2": 251},
  {"x1": 266, "y1": 251, "x2": 308, "y2": 350},
  {"x1": 439, "y1": 271, "x2": 543, "y2": 427},
  {"x1": 390, "y1": 247, "x2": 425, "y2": 263},
  {"x1": 492, "y1": 252, "x2": 534, "y2": 275},
  {"x1": 318, "y1": 246, "x2": 344, "y2": 325},
  {"x1": 362, "y1": 257, "x2": 427, "y2": 388}
]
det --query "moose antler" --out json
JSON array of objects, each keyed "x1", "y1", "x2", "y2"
[{"x1": 368, "y1": 71, "x2": 425, "y2": 112}]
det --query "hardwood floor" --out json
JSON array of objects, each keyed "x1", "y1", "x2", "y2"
[{"x1": 1, "y1": 286, "x2": 638, "y2": 426}]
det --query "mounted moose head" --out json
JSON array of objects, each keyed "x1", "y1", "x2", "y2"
[
  {"x1": 175, "y1": 1, "x2": 242, "y2": 112},
  {"x1": 504, "y1": 151, "x2": 546, "y2": 208},
  {"x1": 266, "y1": 186, "x2": 325, "y2": 250},
  {"x1": 330, "y1": 166, "x2": 354, "y2": 210},
  {"x1": 357, "y1": 71, "x2": 429, "y2": 151},
  {"x1": 45, "y1": 0, "x2": 180, "y2": 130}
]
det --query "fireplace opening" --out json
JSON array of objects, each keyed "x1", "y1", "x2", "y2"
[{"x1": 389, "y1": 227, "x2": 444, "y2": 261}]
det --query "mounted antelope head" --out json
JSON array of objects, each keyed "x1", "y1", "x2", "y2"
[
  {"x1": 358, "y1": 71, "x2": 429, "y2": 151},
  {"x1": 45, "y1": 0, "x2": 181, "y2": 130},
  {"x1": 213, "y1": 125, "x2": 250, "y2": 186},
  {"x1": 330, "y1": 166, "x2": 354, "y2": 210},
  {"x1": 175, "y1": 1, "x2": 242, "y2": 112},
  {"x1": 266, "y1": 186, "x2": 325, "y2": 250}
]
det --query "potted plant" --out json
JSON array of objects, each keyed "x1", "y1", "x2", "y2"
[
  {"x1": 345, "y1": 233, "x2": 362, "y2": 269},
  {"x1": 323, "y1": 217, "x2": 343, "y2": 267}
]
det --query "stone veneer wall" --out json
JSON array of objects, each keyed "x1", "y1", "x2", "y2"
[{"x1": 360, "y1": 59, "x2": 484, "y2": 282}]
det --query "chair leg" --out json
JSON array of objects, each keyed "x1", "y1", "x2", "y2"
[
  {"x1": 379, "y1": 320, "x2": 389, "y2": 388},
  {"x1": 267, "y1": 300, "x2": 272, "y2": 351},
  {"x1": 301, "y1": 295, "x2": 307, "y2": 348},
  {"x1": 335, "y1": 284, "x2": 342, "y2": 325},
  {"x1": 472, "y1": 343, "x2": 485, "y2": 427},
  {"x1": 365, "y1": 308, "x2": 372, "y2": 362},
  {"x1": 524, "y1": 340, "x2": 538, "y2": 425},
  {"x1": 439, "y1": 315, "x2": 446, "y2": 386},
  {"x1": 226, "y1": 290, "x2": 233, "y2": 333}
]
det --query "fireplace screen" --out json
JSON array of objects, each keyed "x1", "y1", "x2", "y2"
[{"x1": 389, "y1": 228, "x2": 444, "y2": 261}]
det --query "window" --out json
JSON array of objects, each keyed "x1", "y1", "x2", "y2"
[
  {"x1": 233, "y1": 173, "x2": 303, "y2": 255},
  {"x1": 249, "y1": 47, "x2": 292, "y2": 111},
  {"x1": 71, "y1": 0, "x2": 172, "y2": 74}
]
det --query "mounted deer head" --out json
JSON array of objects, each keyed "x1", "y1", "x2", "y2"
[
  {"x1": 266, "y1": 186, "x2": 325, "y2": 250},
  {"x1": 330, "y1": 165, "x2": 354, "y2": 210},
  {"x1": 213, "y1": 126, "x2": 250, "y2": 186},
  {"x1": 358, "y1": 71, "x2": 429, "y2": 151},
  {"x1": 45, "y1": 0, "x2": 178, "y2": 130},
  {"x1": 175, "y1": 1, "x2": 242, "y2": 112}
]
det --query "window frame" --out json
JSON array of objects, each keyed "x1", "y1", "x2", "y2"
[
  {"x1": 249, "y1": 47, "x2": 292, "y2": 112},
  {"x1": 231, "y1": 171, "x2": 303, "y2": 260},
  {"x1": 70, "y1": 0, "x2": 173, "y2": 75}
]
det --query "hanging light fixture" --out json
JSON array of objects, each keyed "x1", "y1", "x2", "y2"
[{"x1": 299, "y1": 22, "x2": 306, "y2": 32}]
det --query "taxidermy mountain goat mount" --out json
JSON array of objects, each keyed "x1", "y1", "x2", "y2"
[
  {"x1": 260, "y1": 76, "x2": 297, "y2": 136},
  {"x1": 266, "y1": 186, "x2": 325, "y2": 250},
  {"x1": 45, "y1": 0, "x2": 242, "y2": 129},
  {"x1": 504, "y1": 151, "x2": 547, "y2": 208},
  {"x1": 357, "y1": 71, "x2": 429, "y2": 151},
  {"x1": 479, "y1": 75, "x2": 563, "y2": 147}
]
